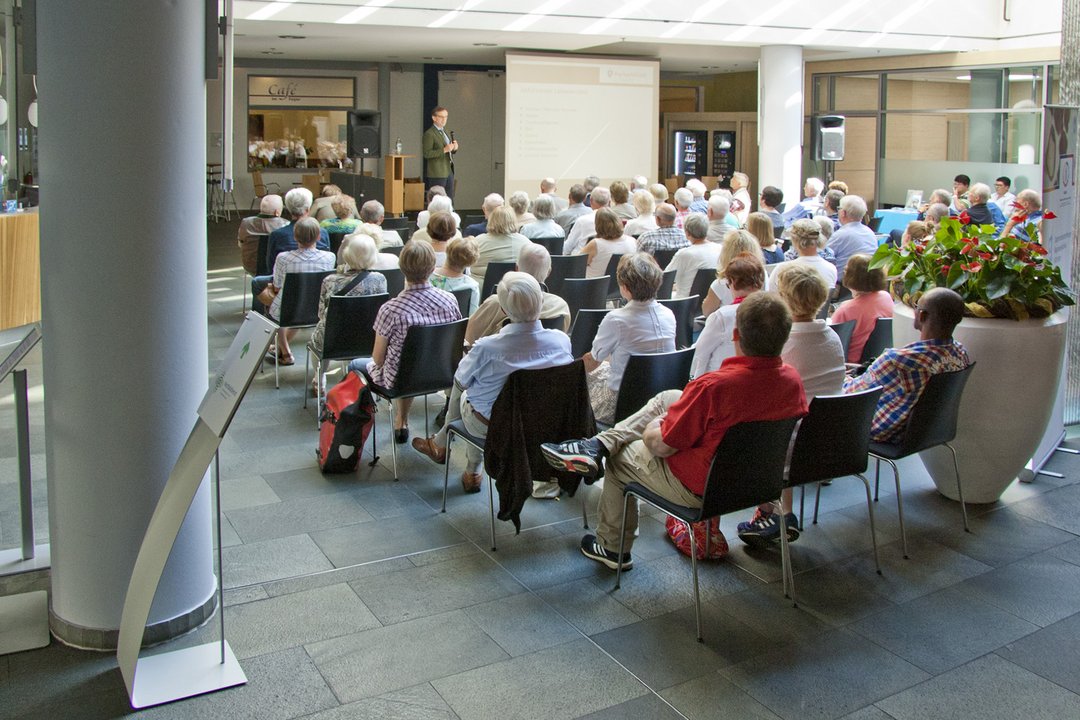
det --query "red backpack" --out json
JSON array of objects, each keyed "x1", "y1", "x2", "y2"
[{"x1": 317, "y1": 372, "x2": 376, "y2": 473}]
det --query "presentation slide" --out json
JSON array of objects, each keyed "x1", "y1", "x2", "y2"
[{"x1": 505, "y1": 53, "x2": 659, "y2": 198}]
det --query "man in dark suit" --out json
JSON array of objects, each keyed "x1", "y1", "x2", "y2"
[{"x1": 422, "y1": 106, "x2": 458, "y2": 200}]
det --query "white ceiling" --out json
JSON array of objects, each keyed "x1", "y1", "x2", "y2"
[{"x1": 231, "y1": 1, "x2": 1062, "y2": 73}]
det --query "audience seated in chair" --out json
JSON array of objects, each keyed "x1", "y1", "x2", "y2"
[
  {"x1": 623, "y1": 190, "x2": 658, "y2": 237},
  {"x1": 360, "y1": 199, "x2": 404, "y2": 249},
  {"x1": 472, "y1": 206, "x2": 530, "y2": 285},
  {"x1": 583, "y1": 253, "x2": 676, "y2": 425},
  {"x1": 258, "y1": 217, "x2": 335, "y2": 365},
  {"x1": 554, "y1": 183, "x2": 591, "y2": 236},
  {"x1": 844, "y1": 287, "x2": 972, "y2": 443},
  {"x1": 706, "y1": 194, "x2": 740, "y2": 243},
  {"x1": 412, "y1": 272, "x2": 573, "y2": 494},
  {"x1": 311, "y1": 183, "x2": 350, "y2": 222},
  {"x1": 347, "y1": 239, "x2": 461, "y2": 444},
  {"x1": 829, "y1": 254, "x2": 894, "y2": 363},
  {"x1": 345, "y1": 223, "x2": 400, "y2": 271},
  {"x1": 540, "y1": 292, "x2": 808, "y2": 571},
  {"x1": 238, "y1": 194, "x2": 287, "y2": 276},
  {"x1": 465, "y1": 193, "x2": 504, "y2": 238},
  {"x1": 508, "y1": 190, "x2": 536, "y2": 230},
  {"x1": 610, "y1": 181, "x2": 638, "y2": 221},
  {"x1": 430, "y1": 236, "x2": 481, "y2": 316},
  {"x1": 685, "y1": 178, "x2": 710, "y2": 215},
  {"x1": 827, "y1": 194, "x2": 877, "y2": 277},
  {"x1": 563, "y1": 186, "x2": 612, "y2": 255},
  {"x1": 747, "y1": 211, "x2": 785, "y2": 264},
  {"x1": 252, "y1": 188, "x2": 332, "y2": 309},
  {"x1": 637, "y1": 203, "x2": 688, "y2": 257},
  {"x1": 519, "y1": 194, "x2": 566, "y2": 240},
  {"x1": 690, "y1": 254, "x2": 764, "y2": 378},
  {"x1": 579, "y1": 208, "x2": 636, "y2": 279},
  {"x1": 737, "y1": 262, "x2": 845, "y2": 547},
  {"x1": 770, "y1": 219, "x2": 837, "y2": 292},
  {"x1": 320, "y1": 194, "x2": 361, "y2": 235},
  {"x1": 668, "y1": 214, "x2": 721, "y2": 299},
  {"x1": 756, "y1": 186, "x2": 786, "y2": 235},
  {"x1": 418, "y1": 211, "x2": 458, "y2": 267},
  {"x1": 701, "y1": 229, "x2": 767, "y2": 317},
  {"x1": 415, "y1": 191, "x2": 461, "y2": 236},
  {"x1": 466, "y1": 243, "x2": 571, "y2": 343},
  {"x1": 309, "y1": 233, "x2": 387, "y2": 364}
]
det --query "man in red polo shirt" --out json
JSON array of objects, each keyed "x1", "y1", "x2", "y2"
[{"x1": 542, "y1": 292, "x2": 808, "y2": 570}]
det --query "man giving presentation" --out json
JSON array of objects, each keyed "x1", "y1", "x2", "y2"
[{"x1": 423, "y1": 106, "x2": 458, "y2": 200}]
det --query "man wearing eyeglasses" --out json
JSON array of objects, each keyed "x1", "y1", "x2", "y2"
[
  {"x1": 423, "y1": 106, "x2": 458, "y2": 200},
  {"x1": 992, "y1": 176, "x2": 1016, "y2": 216},
  {"x1": 844, "y1": 287, "x2": 971, "y2": 442}
]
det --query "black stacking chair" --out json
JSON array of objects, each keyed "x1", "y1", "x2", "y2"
[
  {"x1": 480, "y1": 261, "x2": 516, "y2": 300},
  {"x1": 688, "y1": 268, "x2": 716, "y2": 315},
  {"x1": 384, "y1": 245, "x2": 405, "y2": 256},
  {"x1": 615, "y1": 418, "x2": 800, "y2": 641},
  {"x1": 360, "y1": 318, "x2": 469, "y2": 481},
  {"x1": 546, "y1": 254, "x2": 588, "y2": 297},
  {"x1": 609, "y1": 347, "x2": 695, "y2": 426},
  {"x1": 560, "y1": 276, "x2": 609, "y2": 322},
  {"x1": 443, "y1": 361, "x2": 594, "y2": 550},
  {"x1": 530, "y1": 236, "x2": 565, "y2": 256},
  {"x1": 329, "y1": 232, "x2": 347, "y2": 256},
  {"x1": 304, "y1": 293, "x2": 389, "y2": 417},
  {"x1": 830, "y1": 319, "x2": 856, "y2": 359},
  {"x1": 540, "y1": 315, "x2": 566, "y2": 331},
  {"x1": 869, "y1": 363, "x2": 976, "y2": 558},
  {"x1": 451, "y1": 287, "x2": 473, "y2": 318},
  {"x1": 271, "y1": 270, "x2": 333, "y2": 389},
  {"x1": 568, "y1": 308, "x2": 610, "y2": 358},
  {"x1": 604, "y1": 254, "x2": 626, "y2": 303},
  {"x1": 652, "y1": 248, "x2": 678, "y2": 270},
  {"x1": 784, "y1": 388, "x2": 885, "y2": 596},
  {"x1": 378, "y1": 268, "x2": 405, "y2": 297},
  {"x1": 659, "y1": 296, "x2": 699, "y2": 349},
  {"x1": 657, "y1": 269, "x2": 677, "y2": 300},
  {"x1": 859, "y1": 317, "x2": 893, "y2": 365}
]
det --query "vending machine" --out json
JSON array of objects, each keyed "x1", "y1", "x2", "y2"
[
  {"x1": 712, "y1": 131, "x2": 736, "y2": 187},
  {"x1": 673, "y1": 130, "x2": 708, "y2": 177}
]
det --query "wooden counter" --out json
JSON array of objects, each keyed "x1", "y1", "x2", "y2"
[{"x1": 0, "y1": 209, "x2": 40, "y2": 331}]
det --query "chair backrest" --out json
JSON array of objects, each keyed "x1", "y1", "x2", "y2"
[
  {"x1": 859, "y1": 317, "x2": 893, "y2": 364},
  {"x1": 773, "y1": 225, "x2": 785, "y2": 239},
  {"x1": 278, "y1": 271, "x2": 333, "y2": 328},
  {"x1": 604, "y1": 254, "x2": 625, "y2": 299},
  {"x1": 391, "y1": 318, "x2": 470, "y2": 398},
  {"x1": 786, "y1": 387, "x2": 883, "y2": 487},
  {"x1": 546, "y1": 254, "x2": 588, "y2": 296},
  {"x1": 329, "y1": 232, "x2": 347, "y2": 257},
  {"x1": 569, "y1": 308, "x2": 610, "y2": 358},
  {"x1": 463, "y1": 214, "x2": 485, "y2": 229},
  {"x1": 657, "y1": 268, "x2": 677, "y2": 300},
  {"x1": 321, "y1": 293, "x2": 390, "y2": 361},
  {"x1": 868, "y1": 216, "x2": 884, "y2": 232},
  {"x1": 451, "y1": 287, "x2": 472, "y2": 318},
  {"x1": 255, "y1": 234, "x2": 271, "y2": 276},
  {"x1": 384, "y1": 245, "x2": 405, "y2": 256},
  {"x1": 530, "y1": 236, "x2": 564, "y2": 256},
  {"x1": 381, "y1": 217, "x2": 411, "y2": 232},
  {"x1": 688, "y1": 267, "x2": 716, "y2": 315},
  {"x1": 613, "y1": 347, "x2": 695, "y2": 423},
  {"x1": 831, "y1": 319, "x2": 856, "y2": 358},
  {"x1": 653, "y1": 248, "x2": 678, "y2": 270},
  {"x1": 561, "y1": 276, "x2": 610, "y2": 322},
  {"x1": 378, "y1": 268, "x2": 405, "y2": 297},
  {"x1": 540, "y1": 315, "x2": 565, "y2": 331},
  {"x1": 658, "y1": 295, "x2": 699, "y2": 349},
  {"x1": 701, "y1": 418, "x2": 801, "y2": 521},
  {"x1": 480, "y1": 261, "x2": 516, "y2": 300},
  {"x1": 894, "y1": 363, "x2": 976, "y2": 456}
]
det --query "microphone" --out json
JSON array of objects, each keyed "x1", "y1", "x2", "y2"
[{"x1": 450, "y1": 130, "x2": 456, "y2": 143}]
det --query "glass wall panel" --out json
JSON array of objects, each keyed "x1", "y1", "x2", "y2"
[
  {"x1": 832, "y1": 74, "x2": 878, "y2": 111},
  {"x1": 247, "y1": 109, "x2": 350, "y2": 170}
]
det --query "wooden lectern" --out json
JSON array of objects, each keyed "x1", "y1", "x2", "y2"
[{"x1": 384, "y1": 154, "x2": 414, "y2": 217}]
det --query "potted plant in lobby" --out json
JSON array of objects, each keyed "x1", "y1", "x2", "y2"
[{"x1": 869, "y1": 213, "x2": 1074, "y2": 503}]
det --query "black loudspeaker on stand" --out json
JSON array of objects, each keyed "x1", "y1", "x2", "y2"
[
  {"x1": 814, "y1": 115, "x2": 845, "y2": 162},
  {"x1": 348, "y1": 110, "x2": 381, "y2": 158}
]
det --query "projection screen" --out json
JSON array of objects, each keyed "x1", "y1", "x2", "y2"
[{"x1": 505, "y1": 52, "x2": 660, "y2": 198}]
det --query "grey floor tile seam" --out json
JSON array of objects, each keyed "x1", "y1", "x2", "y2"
[{"x1": 453, "y1": 533, "x2": 693, "y2": 720}]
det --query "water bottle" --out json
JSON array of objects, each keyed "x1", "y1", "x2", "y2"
[{"x1": 395, "y1": 138, "x2": 403, "y2": 154}]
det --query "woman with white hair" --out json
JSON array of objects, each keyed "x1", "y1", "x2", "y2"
[
  {"x1": 519, "y1": 194, "x2": 566, "y2": 240},
  {"x1": 508, "y1": 190, "x2": 536, "y2": 229},
  {"x1": 623, "y1": 190, "x2": 658, "y2": 237},
  {"x1": 411, "y1": 271, "x2": 573, "y2": 494},
  {"x1": 769, "y1": 219, "x2": 838, "y2": 289},
  {"x1": 344, "y1": 223, "x2": 400, "y2": 270},
  {"x1": 309, "y1": 233, "x2": 388, "y2": 389},
  {"x1": 416, "y1": 193, "x2": 461, "y2": 231}
]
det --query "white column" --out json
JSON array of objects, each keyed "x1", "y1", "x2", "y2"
[
  {"x1": 38, "y1": 1, "x2": 215, "y2": 647},
  {"x1": 758, "y1": 45, "x2": 804, "y2": 209}
]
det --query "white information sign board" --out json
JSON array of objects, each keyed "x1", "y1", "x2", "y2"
[{"x1": 198, "y1": 312, "x2": 277, "y2": 437}]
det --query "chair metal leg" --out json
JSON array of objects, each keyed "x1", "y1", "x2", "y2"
[
  {"x1": 388, "y1": 399, "x2": 399, "y2": 481},
  {"x1": 274, "y1": 347, "x2": 280, "y2": 389},
  {"x1": 874, "y1": 458, "x2": 881, "y2": 501},
  {"x1": 442, "y1": 431, "x2": 454, "y2": 513},
  {"x1": 685, "y1": 518, "x2": 703, "y2": 642},
  {"x1": 854, "y1": 473, "x2": 882, "y2": 575},
  {"x1": 423, "y1": 395, "x2": 430, "y2": 438},
  {"x1": 946, "y1": 442, "x2": 970, "y2": 532},
  {"x1": 367, "y1": 399, "x2": 380, "y2": 467},
  {"x1": 813, "y1": 482, "x2": 823, "y2": 524},
  {"x1": 615, "y1": 492, "x2": 633, "y2": 590},
  {"x1": 798, "y1": 486, "x2": 805, "y2": 530},
  {"x1": 582, "y1": 492, "x2": 589, "y2": 529},
  {"x1": 315, "y1": 359, "x2": 324, "y2": 425},
  {"x1": 777, "y1": 507, "x2": 796, "y2": 607},
  {"x1": 877, "y1": 457, "x2": 908, "y2": 559},
  {"x1": 488, "y1": 471, "x2": 497, "y2": 551}
]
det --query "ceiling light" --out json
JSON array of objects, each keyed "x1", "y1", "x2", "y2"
[
  {"x1": 246, "y1": 1, "x2": 293, "y2": 21},
  {"x1": 277, "y1": 35, "x2": 305, "y2": 39},
  {"x1": 473, "y1": 43, "x2": 497, "y2": 47}
]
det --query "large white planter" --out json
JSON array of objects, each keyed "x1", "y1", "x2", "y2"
[{"x1": 892, "y1": 303, "x2": 1068, "y2": 504}]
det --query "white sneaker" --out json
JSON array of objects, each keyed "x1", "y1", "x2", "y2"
[{"x1": 531, "y1": 480, "x2": 561, "y2": 499}]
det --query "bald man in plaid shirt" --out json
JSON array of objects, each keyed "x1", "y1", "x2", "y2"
[{"x1": 844, "y1": 287, "x2": 971, "y2": 442}]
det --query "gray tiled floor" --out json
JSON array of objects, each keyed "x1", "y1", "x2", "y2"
[{"x1": 4, "y1": 220, "x2": 1080, "y2": 718}]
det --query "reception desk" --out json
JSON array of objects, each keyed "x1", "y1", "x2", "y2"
[{"x1": 0, "y1": 209, "x2": 40, "y2": 331}]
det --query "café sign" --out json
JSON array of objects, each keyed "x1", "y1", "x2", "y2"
[{"x1": 248, "y1": 76, "x2": 354, "y2": 108}]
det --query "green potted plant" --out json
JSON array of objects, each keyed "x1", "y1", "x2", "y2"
[{"x1": 866, "y1": 211, "x2": 1074, "y2": 503}]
